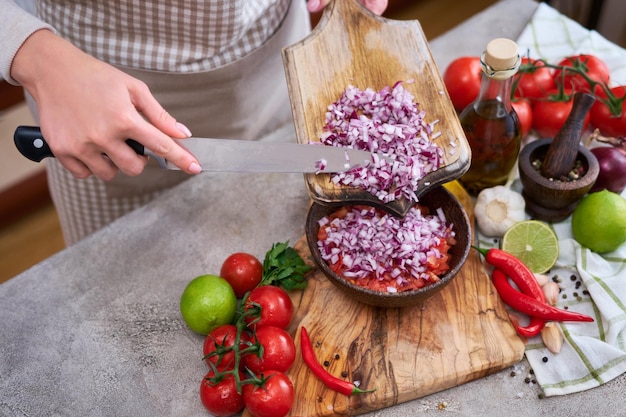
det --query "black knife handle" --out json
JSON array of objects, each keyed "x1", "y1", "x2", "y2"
[
  {"x1": 14, "y1": 125, "x2": 53, "y2": 162},
  {"x1": 13, "y1": 125, "x2": 145, "y2": 162}
]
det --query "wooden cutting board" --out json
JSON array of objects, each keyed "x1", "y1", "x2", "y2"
[
  {"x1": 282, "y1": 0, "x2": 471, "y2": 217},
  {"x1": 281, "y1": 181, "x2": 525, "y2": 416}
]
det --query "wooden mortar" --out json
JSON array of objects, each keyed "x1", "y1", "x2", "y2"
[{"x1": 518, "y1": 92, "x2": 599, "y2": 222}]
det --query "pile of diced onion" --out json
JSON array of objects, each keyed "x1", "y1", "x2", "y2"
[
  {"x1": 317, "y1": 81, "x2": 443, "y2": 202},
  {"x1": 317, "y1": 205, "x2": 455, "y2": 292}
]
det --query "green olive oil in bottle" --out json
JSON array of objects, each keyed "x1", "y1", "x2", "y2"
[{"x1": 458, "y1": 38, "x2": 522, "y2": 195}]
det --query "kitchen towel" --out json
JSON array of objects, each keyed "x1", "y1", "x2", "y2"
[{"x1": 477, "y1": 2, "x2": 626, "y2": 397}]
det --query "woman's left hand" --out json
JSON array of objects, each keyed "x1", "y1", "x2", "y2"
[{"x1": 307, "y1": 0, "x2": 388, "y2": 15}]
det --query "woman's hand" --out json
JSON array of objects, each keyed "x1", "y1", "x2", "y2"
[
  {"x1": 11, "y1": 29, "x2": 202, "y2": 181},
  {"x1": 307, "y1": 0, "x2": 388, "y2": 15}
]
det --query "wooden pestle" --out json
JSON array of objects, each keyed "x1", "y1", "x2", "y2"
[{"x1": 540, "y1": 91, "x2": 596, "y2": 179}]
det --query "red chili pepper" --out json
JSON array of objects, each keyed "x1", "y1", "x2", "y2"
[
  {"x1": 492, "y1": 269, "x2": 594, "y2": 323},
  {"x1": 475, "y1": 247, "x2": 547, "y2": 337},
  {"x1": 475, "y1": 247, "x2": 542, "y2": 296},
  {"x1": 515, "y1": 314, "x2": 545, "y2": 338},
  {"x1": 300, "y1": 326, "x2": 374, "y2": 396}
]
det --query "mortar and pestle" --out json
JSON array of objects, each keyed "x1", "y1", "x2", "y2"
[{"x1": 518, "y1": 92, "x2": 600, "y2": 222}]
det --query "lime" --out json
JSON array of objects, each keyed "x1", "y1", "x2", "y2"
[
  {"x1": 180, "y1": 274, "x2": 237, "y2": 335},
  {"x1": 571, "y1": 190, "x2": 626, "y2": 254},
  {"x1": 501, "y1": 220, "x2": 559, "y2": 273}
]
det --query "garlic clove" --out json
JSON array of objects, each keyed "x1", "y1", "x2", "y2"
[
  {"x1": 541, "y1": 322, "x2": 563, "y2": 354},
  {"x1": 534, "y1": 272, "x2": 550, "y2": 287},
  {"x1": 542, "y1": 281, "x2": 560, "y2": 306}
]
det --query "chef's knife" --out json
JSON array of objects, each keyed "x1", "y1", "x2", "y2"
[{"x1": 14, "y1": 125, "x2": 386, "y2": 173}]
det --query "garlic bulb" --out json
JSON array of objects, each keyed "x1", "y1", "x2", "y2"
[{"x1": 474, "y1": 186, "x2": 526, "y2": 237}]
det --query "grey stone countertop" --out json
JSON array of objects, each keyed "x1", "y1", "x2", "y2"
[{"x1": 2, "y1": 1, "x2": 624, "y2": 416}]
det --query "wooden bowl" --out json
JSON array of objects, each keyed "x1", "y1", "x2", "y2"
[
  {"x1": 518, "y1": 138, "x2": 599, "y2": 222},
  {"x1": 305, "y1": 186, "x2": 471, "y2": 308}
]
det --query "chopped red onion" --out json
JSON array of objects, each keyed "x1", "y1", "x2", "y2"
[
  {"x1": 314, "y1": 82, "x2": 443, "y2": 203},
  {"x1": 317, "y1": 205, "x2": 455, "y2": 290}
]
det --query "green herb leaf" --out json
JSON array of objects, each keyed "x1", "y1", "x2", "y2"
[{"x1": 261, "y1": 241, "x2": 311, "y2": 290}]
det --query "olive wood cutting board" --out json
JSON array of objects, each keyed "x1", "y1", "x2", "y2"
[
  {"x1": 281, "y1": 181, "x2": 525, "y2": 416},
  {"x1": 282, "y1": 0, "x2": 471, "y2": 218}
]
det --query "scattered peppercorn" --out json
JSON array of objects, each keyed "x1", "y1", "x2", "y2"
[
  {"x1": 510, "y1": 371, "x2": 517, "y2": 377},
  {"x1": 542, "y1": 357, "x2": 549, "y2": 363},
  {"x1": 334, "y1": 354, "x2": 340, "y2": 360},
  {"x1": 525, "y1": 377, "x2": 531, "y2": 384},
  {"x1": 570, "y1": 275, "x2": 577, "y2": 281},
  {"x1": 323, "y1": 360, "x2": 330, "y2": 367},
  {"x1": 530, "y1": 369, "x2": 535, "y2": 375},
  {"x1": 341, "y1": 371, "x2": 348, "y2": 378}
]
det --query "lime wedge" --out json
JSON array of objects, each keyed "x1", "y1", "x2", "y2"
[{"x1": 501, "y1": 220, "x2": 559, "y2": 274}]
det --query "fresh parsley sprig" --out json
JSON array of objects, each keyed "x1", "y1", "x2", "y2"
[{"x1": 261, "y1": 241, "x2": 312, "y2": 290}]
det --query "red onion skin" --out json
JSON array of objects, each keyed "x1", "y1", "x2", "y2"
[{"x1": 590, "y1": 147, "x2": 626, "y2": 194}]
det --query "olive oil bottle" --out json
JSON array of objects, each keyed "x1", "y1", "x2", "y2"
[{"x1": 458, "y1": 38, "x2": 522, "y2": 195}]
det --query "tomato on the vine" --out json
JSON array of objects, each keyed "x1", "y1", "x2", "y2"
[
  {"x1": 243, "y1": 325, "x2": 296, "y2": 373},
  {"x1": 220, "y1": 252, "x2": 263, "y2": 297},
  {"x1": 553, "y1": 54, "x2": 610, "y2": 94},
  {"x1": 244, "y1": 285, "x2": 293, "y2": 330},
  {"x1": 532, "y1": 89, "x2": 590, "y2": 138},
  {"x1": 514, "y1": 57, "x2": 556, "y2": 99},
  {"x1": 243, "y1": 371, "x2": 294, "y2": 417},
  {"x1": 512, "y1": 98, "x2": 533, "y2": 139},
  {"x1": 203, "y1": 324, "x2": 243, "y2": 372},
  {"x1": 590, "y1": 85, "x2": 626, "y2": 138},
  {"x1": 200, "y1": 370, "x2": 245, "y2": 417},
  {"x1": 443, "y1": 56, "x2": 482, "y2": 112}
]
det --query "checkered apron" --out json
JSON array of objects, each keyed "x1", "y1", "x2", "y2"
[{"x1": 33, "y1": 0, "x2": 309, "y2": 245}]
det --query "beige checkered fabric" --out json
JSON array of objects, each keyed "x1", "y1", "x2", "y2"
[
  {"x1": 35, "y1": 0, "x2": 305, "y2": 246},
  {"x1": 38, "y1": 0, "x2": 290, "y2": 72},
  {"x1": 46, "y1": 159, "x2": 159, "y2": 245}
]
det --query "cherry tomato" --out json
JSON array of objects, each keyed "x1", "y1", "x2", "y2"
[
  {"x1": 203, "y1": 324, "x2": 244, "y2": 372},
  {"x1": 590, "y1": 85, "x2": 626, "y2": 138},
  {"x1": 514, "y1": 57, "x2": 556, "y2": 100},
  {"x1": 443, "y1": 56, "x2": 482, "y2": 112},
  {"x1": 243, "y1": 371, "x2": 294, "y2": 417},
  {"x1": 553, "y1": 54, "x2": 610, "y2": 94},
  {"x1": 220, "y1": 252, "x2": 263, "y2": 297},
  {"x1": 512, "y1": 98, "x2": 533, "y2": 139},
  {"x1": 244, "y1": 285, "x2": 293, "y2": 330},
  {"x1": 532, "y1": 89, "x2": 590, "y2": 138},
  {"x1": 243, "y1": 325, "x2": 296, "y2": 373},
  {"x1": 200, "y1": 370, "x2": 245, "y2": 417}
]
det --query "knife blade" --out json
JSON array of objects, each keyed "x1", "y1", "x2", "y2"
[{"x1": 14, "y1": 125, "x2": 387, "y2": 173}]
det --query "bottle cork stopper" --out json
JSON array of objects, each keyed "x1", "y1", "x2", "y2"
[{"x1": 484, "y1": 38, "x2": 519, "y2": 70}]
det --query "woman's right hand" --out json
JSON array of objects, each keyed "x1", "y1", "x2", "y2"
[{"x1": 10, "y1": 29, "x2": 202, "y2": 181}]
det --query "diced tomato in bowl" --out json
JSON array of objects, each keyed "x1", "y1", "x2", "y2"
[{"x1": 305, "y1": 186, "x2": 471, "y2": 308}]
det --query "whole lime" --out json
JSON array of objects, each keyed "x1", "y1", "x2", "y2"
[
  {"x1": 571, "y1": 190, "x2": 626, "y2": 254},
  {"x1": 180, "y1": 274, "x2": 237, "y2": 335}
]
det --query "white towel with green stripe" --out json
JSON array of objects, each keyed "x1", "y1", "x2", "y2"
[{"x1": 498, "y1": 2, "x2": 626, "y2": 397}]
